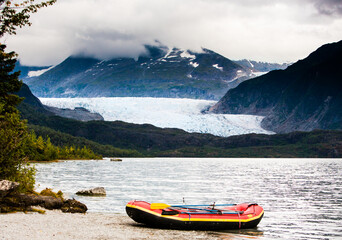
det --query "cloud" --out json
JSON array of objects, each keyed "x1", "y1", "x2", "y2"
[
  {"x1": 4, "y1": 0, "x2": 342, "y2": 66},
  {"x1": 313, "y1": 0, "x2": 342, "y2": 16}
]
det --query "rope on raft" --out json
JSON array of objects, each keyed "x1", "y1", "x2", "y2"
[{"x1": 168, "y1": 206, "x2": 244, "y2": 215}]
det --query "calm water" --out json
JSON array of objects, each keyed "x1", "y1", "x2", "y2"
[{"x1": 35, "y1": 158, "x2": 342, "y2": 239}]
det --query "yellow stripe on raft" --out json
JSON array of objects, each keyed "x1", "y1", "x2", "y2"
[{"x1": 126, "y1": 204, "x2": 264, "y2": 223}]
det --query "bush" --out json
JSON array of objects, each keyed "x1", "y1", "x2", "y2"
[{"x1": 0, "y1": 106, "x2": 36, "y2": 192}]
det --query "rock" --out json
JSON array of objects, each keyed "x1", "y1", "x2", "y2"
[
  {"x1": 0, "y1": 180, "x2": 19, "y2": 199},
  {"x1": 0, "y1": 193, "x2": 63, "y2": 213},
  {"x1": 76, "y1": 187, "x2": 106, "y2": 196},
  {"x1": 44, "y1": 106, "x2": 104, "y2": 121},
  {"x1": 0, "y1": 182, "x2": 89, "y2": 213},
  {"x1": 1, "y1": 193, "x2": 63, "y2": 209},
  {"x1": 61, "y1": 199, "x2": 87, "y2": 213}
]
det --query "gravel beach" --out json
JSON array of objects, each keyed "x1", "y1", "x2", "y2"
[{"x1": 0, "y1": 211, "x2": 223, "y2": 240}]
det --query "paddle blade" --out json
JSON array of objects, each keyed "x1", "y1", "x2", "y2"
[{"x1": 150, "y1": 203, "x2": 171, "y2": 210}]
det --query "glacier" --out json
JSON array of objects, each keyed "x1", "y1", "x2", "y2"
[{"x1": 39, "y1": 97, "x2": 274, "y2": 137}]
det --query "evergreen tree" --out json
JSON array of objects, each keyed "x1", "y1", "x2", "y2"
[
  {"x1": 0, "y1": 44, "x2": 22, "y2": 114},
  {"x1": 0, "y1": 0, "x2": 56, "y2": 192}
]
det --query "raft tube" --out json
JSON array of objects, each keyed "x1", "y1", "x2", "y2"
[{"x1": 126, "y1": 201, "x2": 264, "y2": 230}]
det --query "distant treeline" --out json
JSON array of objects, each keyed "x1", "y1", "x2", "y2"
[
  {"x1": 27, "y1": 132, "x2": 102, "y2": 161},
  {"x1": 29, "y1": 124, "x2": 142, "y2": 158}
]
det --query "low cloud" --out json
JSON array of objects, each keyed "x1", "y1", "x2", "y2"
[{"x1": 5, "y1": 0, "x2": 342, "y2": 66}]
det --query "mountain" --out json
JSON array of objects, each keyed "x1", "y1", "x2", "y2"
[
  {"x1": 210, "y1": 40, "x2": 342, "y2": 133},
  {"x1": 234, "y1": 59, "x2": 290, "y2": 73},
  {"x1": 21, "y1": 45, "x2": 276, "y2": 100},
  {"x1": 17, "y1": 83, "x2": 103, "y2": 121}
]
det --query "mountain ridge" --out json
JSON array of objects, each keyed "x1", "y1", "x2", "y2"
[
  {"x1": 17, "y1": 83, "x2": 104, "y2": 122},
  {"x1": 210, "y1": 40, "x2": 342, "y2": 133},
  {"x1": 19, "y1": 44, "x2": 289, "y2": 100}
]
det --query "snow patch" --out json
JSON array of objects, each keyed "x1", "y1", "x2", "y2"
[
  {"x1": 247, "y1": 60, "x2": 254, "y2": 68},
  {"x1": 61, "y1": 89, "x2": 76, "y2": 96},
  {"x1": 163, "y1": 48, "x2": 173, "y2": 59},
  {"x1": 27, "y1": 66, "x2": 55, "y2": 77},
  {"x1": 40, "y1": 97, "x2": 274, "y2": 137},
  {"x1": 212, "y1": 64, "x2": 223, "y2": 71},
  {"x1": 180, "y1": 50, "x2": 196, "y2": 60},
  {"x1": 96, "y1": 60, "x2": 105, "y2": 65},
  {"x1": 252, "y1": 71, "x2": 268, "y2": 77},
  {"x1": 190, "y1": 62, "x2": 199, "y2": 68}
]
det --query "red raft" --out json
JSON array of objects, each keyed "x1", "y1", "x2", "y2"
[{"x1": 126, "y1": 201, "x2": 264, "y2": 230}]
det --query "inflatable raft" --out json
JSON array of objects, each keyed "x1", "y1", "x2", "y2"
[{"x1": 126, "y1": 201, "x2": 264, "y2": 230}]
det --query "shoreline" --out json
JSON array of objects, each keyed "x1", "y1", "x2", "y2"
[{"x1": 0, "y1": 210, "x2": 223, "y2": 240}]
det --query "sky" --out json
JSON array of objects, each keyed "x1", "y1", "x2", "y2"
[{"x1": 3, "y1": 0, "x2": 342, "y2": 66}]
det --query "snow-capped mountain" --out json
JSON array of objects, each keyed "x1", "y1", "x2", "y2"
[
  {"x1": 39, "y1": 97, "x2": 274, "y2": 137},
  {"x1": 22, "y1": 44, "x2": 268, "y2": 100}
]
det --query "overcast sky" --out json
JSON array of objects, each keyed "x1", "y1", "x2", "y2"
[{"x1": 4, "y1": 0, "x2": 342, "y2": 66}]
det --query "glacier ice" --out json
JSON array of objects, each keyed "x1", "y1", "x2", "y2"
[{"x1": 39, "y1": 97, "x2": 274, "y2": 137}]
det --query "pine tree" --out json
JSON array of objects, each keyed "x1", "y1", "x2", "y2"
[
  {"x1": 0, "y1": 0, "x2": 56, "y2": 192},
  {"x1": 0, "y1": 44, "x2": 22, "y2": 114}
]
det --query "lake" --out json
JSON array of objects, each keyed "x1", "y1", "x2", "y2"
[{"x1": 35, "y1": 158, "x2": 342, "y2": 239}]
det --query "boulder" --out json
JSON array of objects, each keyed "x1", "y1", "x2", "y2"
[
  {"x1": 61, "y1": 199, "x2": 87, "y2": 213},
  {"x1": 0, "y1": 180, "x2": 19, "y2": 199},
  {"x1": 76, "y1": 187, "x2": 106, "y2": 196}
]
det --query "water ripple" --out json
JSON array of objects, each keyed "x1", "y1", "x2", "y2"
[{"x1": 35, "y1": 158, "x2": 342, "y2": 240}]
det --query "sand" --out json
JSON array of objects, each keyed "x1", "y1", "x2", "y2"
[{"x1": 0, "y1": 210, "x2": 224, "y2": 240}]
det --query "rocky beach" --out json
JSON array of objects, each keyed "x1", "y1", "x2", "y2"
[{"x1": 0, "y1": 180, "x2": 219, "y2": 240}]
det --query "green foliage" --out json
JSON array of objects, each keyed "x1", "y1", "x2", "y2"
[
  {"x1": 29, "y1": 123, "x2": 143, "y2": 157},
  {"x1": 26, "y1": 131, "x2": 102, "y2": 161},
  {"x1": 0, "y1": 43, "x2": 34, "y2": 192},
  {"x1": 0, "y1": 44, "x2": 23, "y2": 114},
  {"x1": 40, "y1": 188, "x2": 63, "y2": 200},
  {"x1": 0, "y1": 0, "x2": 57, "y2": 37},
  {"x1": 0, "y1": 104, "x2": 36, "y2": 192},
  {"x1": 155, "y1": 130, "x2": 342, "y2": 158},
  {"x1": 0, "y1": 0, "x2": 61, "y2": 193},
  {"x1": 14, "y1": 163, "x2": 36, "y2": 192}
]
